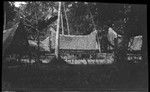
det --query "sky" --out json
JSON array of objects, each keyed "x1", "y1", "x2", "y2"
[{"x1": 14, "y1": 2, "x2": 26, "y2": 7}]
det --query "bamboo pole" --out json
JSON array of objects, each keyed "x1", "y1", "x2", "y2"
[
  {"x1": 61, "y1": 11, "x2": 64, "y2": 35},
  {"x1": 89, "y1": 9, "x2": 101, "y2": 53},
  {"x1": 114, "y1": 37, "x2": 118, "y2": 62},
  {"x1": 89, "y1": 10, "x2": 96, "y2": 31},
  {"x1": 4, "y1": 10, "x2": 6, "y2": 30},
  {"x1": 55, "y1": 2, "x2": 61, "y2": 59},
  {"x1": 63, "y1": 2, "x2": 70, "y2": 35},
  {"x1": 49, "y1": 35, "x2": 51, "y2": 53},
  {"x1": 97, "y1": 37, "x2": 101, "y2": 53},
  {"x1": 4, "y1": 2, "x2": 6, "y2": 30}
]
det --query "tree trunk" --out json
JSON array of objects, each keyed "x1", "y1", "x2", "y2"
[{"x1": 55, "y1": 2, "x2": 61, "y2": 59}]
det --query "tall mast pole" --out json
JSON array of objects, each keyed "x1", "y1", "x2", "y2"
[
  {"x1": 63, "y1": 2, "x2": 70, "y2": 35},
  {"x1": 88, "y1": 8, "x2": 101, "y2": 53},
  {"x1": 61, "y1": 10, "x2": 64, "y2": 35},
  {"x1": 4, "y1": 10, "x2": 6, "y2": 30},
  {"x1": 55, "y1": 2, "x2": 61, "y2": 59}
]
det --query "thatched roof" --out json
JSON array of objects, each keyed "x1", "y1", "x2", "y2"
[
  {"x1": 129, "y1": 36, "x2": 142, "y2": 51},
  {"x1": 28, "y1": 28, "x2": 142, "y2": 52},
  {"x1": 28, "y1": 30, "x2": 99, "y2": 51},
  {"x1": 3, "y1": 23, "x2": 19, "y2": 54},
  {"x1": 107, "y1": 28, "x2": 142, "y2": 51},
  {"x1": 51, "y1": 30, "x2": 99, "y2": 50},
  {"x1": 28, "y1": 37, "x2": 50, "y2": 51}
]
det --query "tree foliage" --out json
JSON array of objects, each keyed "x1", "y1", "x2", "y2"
[
  {"x1": 5, "y1": 1, "x2": 146, "y2": 37},
  {"x1": 63, "y1": 2, "x2": 94, "y2": 35},
  {"x1": 11, "y1": 1, "x2": 58, "y2": 41},
  {"x1": 62, "y1": 2, "x2": 132, "y2": 35}
]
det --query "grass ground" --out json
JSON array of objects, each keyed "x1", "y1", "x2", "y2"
[{"x1": 2, "y1": 59, "x2": 148, "y2": 91}]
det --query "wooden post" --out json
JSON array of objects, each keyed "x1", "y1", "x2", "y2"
[
  {"x1": 61, "y1": 11, "x2": 64, "y2": 35},
  {"x1": 49, "y1": 35, "x2": 51, "y2": 53},
  {"x1": 34, "y1": 9, "x2": 40, "y2": 63},
  {"x1": 97, "y1": 37, "x2": 101, "y2": 53},
  {"x1": 90, "y1": 11, "x2": 96, "y2": 31},
  {"x1": 55, "y1": 2, "x2": 61, "y2": 59},
  {"x1": 114, "y1": 37, "x2": 118, "y2": 62},
  {"x1": 63, "y1": 2, "x2": 70, "y2": 35},
  {"x1": 4, "y1": 10, "x2": 6, "y2": 30}
]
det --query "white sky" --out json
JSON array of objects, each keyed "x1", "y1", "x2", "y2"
[{"x1": 14, "y1": 2, "x2": 26, "y2": 7}]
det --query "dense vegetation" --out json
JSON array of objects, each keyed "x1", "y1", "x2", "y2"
[{"x1": 3, "y1": 1, "x2": 147, "y2": 63}]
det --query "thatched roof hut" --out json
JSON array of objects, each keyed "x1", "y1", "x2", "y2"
[{"x1": 28, "y1": 27, "x2": 142, "y2": 52}]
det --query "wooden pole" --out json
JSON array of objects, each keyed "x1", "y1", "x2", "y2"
[
  {"x1": 61, "y1": 11, "x2": 64, "y2": 35},
  {"x1": 49, "y1": 35, "x2": 51, "y2": 53},
  {"x1": 55, "y1": 2, "x2": 61, "y2": 59},
  {"x1": 89, "y1": 9, "x2": 97, "y2": 31},
  {"x1": 114, "y1": 37, "x2": 118, "y2": 62},
  {"x1": 63, "y1": 2, "x2": 70, "y2": 35},
  {"x1": 35, "y1": 9, "x2": 40, "y2": 63},
  {"x1": 4, "y1": 10, "x2": 6, "y2": 30},
  {"x1": 89, "y1": 9, "x2": 101, "y2": 53}
]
